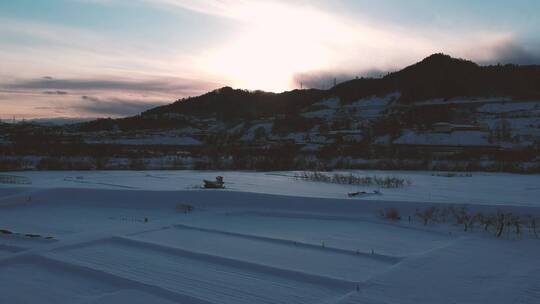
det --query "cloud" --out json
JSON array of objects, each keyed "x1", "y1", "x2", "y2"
[
  {"x1": 137, "y1": 0, "x2": 239, "y2": 18},
  {"x1": 2, "y1": 0, "x2": 538, "y2": 101},
  {"x1": 0, "y1": 17, "x2": 212, "y2": 88},
  {"x1": 460, "y1": 36, "x2": 540, "y2": 66},
  {"x1": 78, "y1": 95, "x2": 164, "y2": 116},
  {"x1": 0, "y1": 74, "x2": 222, "y2": 118},
  {"x1": 171, "y1": 0, "x2": 516, "y2": 92},
  {"x1": 487, "y1": 42, "x2": 540, "y2": 65},
  {"x1": 137, "y1": 0, "x2": 326, "y2": 20},
  {"x1": 33, "y1": 106, "x2": 70, "y2": 114},
  {"x1": 5, "y1": 76, "x2": 217, "y2": 96},
  {"x1": 43, "y1": 90, "x2": 69, "y2": 95},
  {"x1": 0, "y1": 86, "x2": 172, "y2": 118},
  {"x1": 34, "y1": 106, "x2": 61, "y2": 110}
]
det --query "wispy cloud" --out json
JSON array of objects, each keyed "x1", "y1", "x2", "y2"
[
  {"x1": 0, "y1": 75, "x2": 218, "y2": 118},
  {"x1": 7, "y1": 76, "x2": 214, "y2": 95},
  {"x1": 1, "y1": 0, "x2": 539, "y2": 118},
  {"x1": 184, "y1": 0, "x2": 515, "y2": 91},
  {"x1": 485, "y1": 41, "x2": 540, "y2": 65},
  {"x1": 0, "y1": 17, "x2": 207, "y2": 81},
  {"x1": 43, "y1": 90, "x2": 69, "y2": 95},
  {"x1": 136, "y1": 0, "x2": 240, "y2": 18},
  {"x1": 78, "y1": 95, "x2": 161, "y2": 116},
  {"x1": 0, "y1": 2, "x2": 534, "y2": 92}
]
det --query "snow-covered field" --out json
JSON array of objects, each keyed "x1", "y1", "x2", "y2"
[{"x1": 1, "y1": 170, "x2": 539, "y2": 303}]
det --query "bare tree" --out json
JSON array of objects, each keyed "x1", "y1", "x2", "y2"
[
  {"x1": 380, "y1": 208, "x2": 401, "y2": 221},
  {"x1": 416, "y1": 207, "x2": 437, "y2": 226},
  {"x1": 450, "y1": 206, "x2": 469, "y2": 227},
  {"x1": 526, "y1": 216, "x2": 538, "y2": 238},
  {"x1": 477, "y1": 213, "x2": 494, "y2": 232},
  {"x1": 512, "y1": 214, "x2": 522, "y2": 238},
  {"x1": 495, "y1": 211, "x2": 506, "y2": 238}
]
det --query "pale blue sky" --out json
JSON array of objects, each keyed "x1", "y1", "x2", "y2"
[{"x1": 1, "y1": 0, "x2": 539, "y2": 118}]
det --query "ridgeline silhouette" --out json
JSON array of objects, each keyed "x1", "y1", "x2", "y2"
[{"x1": 78, "y1": 53, "x2": 540, "y2": 131}]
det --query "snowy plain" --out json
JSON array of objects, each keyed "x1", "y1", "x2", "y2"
[{"x1": 0, "y1": 170, "x2": 539, "y2": 304}]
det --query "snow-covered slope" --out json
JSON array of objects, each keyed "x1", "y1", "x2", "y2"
[
  {"x1": 1, "y1": 171, "x2": 539, "y2": 303},
  {"x1": 3, "y1": 170, "x2": 540, "y2": 206},
  {"x1": 394, "y1": 130, "x2": 491, "y2": 146}
]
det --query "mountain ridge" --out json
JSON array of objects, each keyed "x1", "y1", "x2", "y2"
[
  {"x1": 139, "y1": 53, "x2": 540, "y2": 122},
  {"x1": 1, "y1": 53, "x2": 540, "y2": 172}
]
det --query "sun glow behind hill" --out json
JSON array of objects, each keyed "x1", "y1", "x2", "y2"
[
  {"x1": 0, "y1": 0, "x2": 538, "y2": 118},
  {"x1": 196, "y1": 1, "x2": 512, "y2": 92},
  {"x1": 199, "y1": 2, "x2": 337, "y2": 92}
]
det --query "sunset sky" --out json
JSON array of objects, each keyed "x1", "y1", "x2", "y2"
[{"x1": 1, "y1": 0, "x2": 539, "y2": 119}]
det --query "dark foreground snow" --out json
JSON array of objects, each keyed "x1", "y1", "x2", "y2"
[{"x1": 0, "y1": 171, "x2": 539, "y2": 303}]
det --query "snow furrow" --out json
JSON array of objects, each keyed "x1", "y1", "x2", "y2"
[
  {"x1": 169, "y1": 223, "x2": 401, "y2": 263},
  {"x1": 0, "y1": 244, "x2": 24, "y2": 258},
  {"x1": 129, "y1": 224, "x2": 394, "y2": 282},
  {"x1": 0, "y1": 255, "x2": 197, "y2": 304},
  {"x1": 50, "y1": 237, "x2": 354, "y2": 304},
  {"x1": 518, "y1": 269, "x2": 540, "y2": 304}
]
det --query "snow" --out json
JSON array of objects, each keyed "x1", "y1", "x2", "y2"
[
  {"x1": 477, "y1": 101, "x2": 540, "y2": 114},
  {"x1": 339, "y1": 237, "x2": 540, "y2": 304},
  {"x1": 348, "y1": 92, "x2": 399, "y2": 108},
  {"x1": 280, "y1": 132, "x2": 307, "y2": 142},
  {"x1": 480, "y1": 117, "x2": 540, "y2": 137},
  {"x1": 302, "y1": 93, "x2": 397, "y2": 121},
  {"x1": 87, "y1": 136, "x2": 202, "y2": 146},
  {"x1": 130, "y1": 224, "x2": 394, "y2": 281},
  {"x1": 373, "y1": 135, "x2": 390, "y2": 145},
  {"x1": 175, "y1": 126, "x2": 202, "y2": 134},
  {"x1": 49, "y1": 237, "x2": 352, "y2": 304},
  {"x1": 306, "y1": 133, "x2": 333, "y2": 144},
  {"x1": 0, "y1": 255, "x2": 182, "y2": 304},
  {"x1": 301, "y1": 143, "x2": 324, "y2": 151},
  {"x1": 342, "y1": 134, "x2": 363, "y2": 142},
  {"x1": 227, "y1": 122, "x2": 245, "y2": 134},
  {"x1": 394, "y1": 130, "x2": 492, "y2": 146},
  {"x1": 414, "y1": 96, "x2": 513, "y2": 106},
  {"x1": 2, "y1": 170, "x2": 540, "y2": 206},
  {"x1": 314, "y1": 97, "x2": 340, "y2": 108},
  {"x1": 1, "y1": 170, "x2": 540, "y2": 303},
  {"x1": 301, "y1": 108, "x2": 336, "y2": 119},
  {"x1": 240, "y1": 122, "x2": 273, "y2": 141}
]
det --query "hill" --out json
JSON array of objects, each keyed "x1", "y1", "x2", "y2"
[
  {"x1": 77, "y1": 53, "x2": 540, "y2": 132},
  {"x1": 1, "y1": 53, "x2": 540, "y2": 172}
]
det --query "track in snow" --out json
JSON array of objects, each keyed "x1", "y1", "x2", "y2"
[
  {"x1": 130, "y1": 224, "x2": 396, "y2": 282},
  {"x1": 0, "y1": 255, "x2": 181, "y2": 304},
  {"x1": 175, "y1": 212, "x2": 454, "y2": 257},
  {"x1": 49, "y1": 237, "x2": 355, "y2": 304},
  {"x1": 0, "y1": 244, "x2": 24, "y2": 258},
  {"x1": 337, "y1": 238, "x2": 540, "y2": 304}
]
